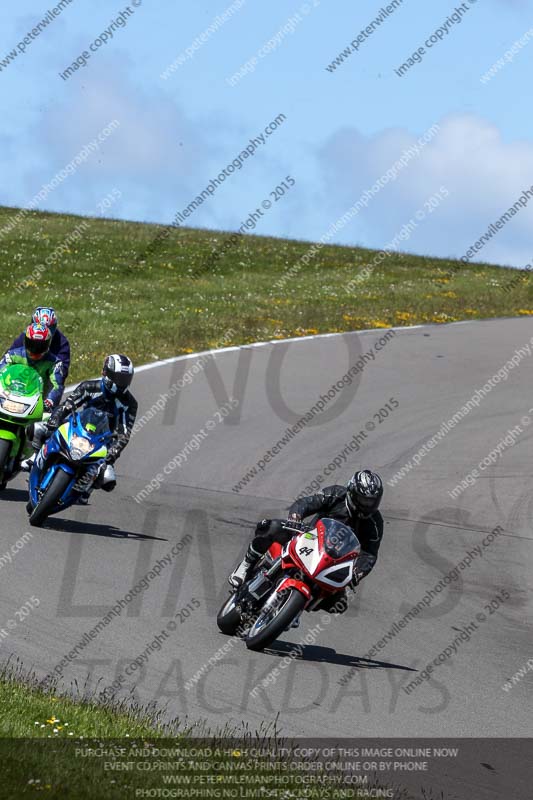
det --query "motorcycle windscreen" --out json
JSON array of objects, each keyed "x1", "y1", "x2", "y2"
[
  {"x1": 0, "y1": 364, "x2": 43, "y2": 418},
  {"x1": 77, "y1": 407, "x2": 111, "y2": 436},
  {"x1": 320, "y1": 518, "x2": 360, "y2": 559},
  {"x1": 0, "y1": 364, "x2": 43, "y2": 397}
]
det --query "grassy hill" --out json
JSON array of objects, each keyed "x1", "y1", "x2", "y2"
[{"x1": 1, "y1": 205, "x2": 531, "y2": 382}]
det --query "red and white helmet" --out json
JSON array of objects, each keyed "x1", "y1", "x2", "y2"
[{"x1": 25, "y1": 323, "x2": 52, "y2": 361}]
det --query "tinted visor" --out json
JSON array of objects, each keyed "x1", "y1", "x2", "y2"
[
  {"x1": 348, "y1": 490, "x2": 380, "y2": 517},
  {"x1": 25, "y1": 335, "x2": 50, "y2": 355},
  {"x1": 357, "y1": 494, "x2": 379, "y2": 511},
  {"x1": 112, "y1": 371, "x2": 132, "y2": 390}
]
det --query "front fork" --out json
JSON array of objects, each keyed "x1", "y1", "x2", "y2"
[{"x1": 246, "y1": 556, "x2": 282, "y2": 600}]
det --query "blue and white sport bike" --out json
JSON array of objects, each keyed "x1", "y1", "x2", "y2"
[{"x1": 27, "y1": 407, "x2": 112, "y2": 527}]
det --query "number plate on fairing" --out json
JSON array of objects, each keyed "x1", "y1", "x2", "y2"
[{"x1": 295, "y1": 533, "x2": 322, "y2": 575}]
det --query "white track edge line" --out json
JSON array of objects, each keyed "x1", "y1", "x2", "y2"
[{"x1": 65, "y1": 318, "x2": 491, "y2": 391}]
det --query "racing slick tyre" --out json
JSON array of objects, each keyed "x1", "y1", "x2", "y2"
[
  {"x1": 29, "y1": 469, "x2": 71, "y2": 527},
  {"x1": 0, "y1": 439, "x2": 11, "y2": 488},
  {"x1": 245, "y1": 587, "x2": 306, "y2": 652},
  {"x1": 217, "y1": 592, "x2": 244, "y2": 636}
]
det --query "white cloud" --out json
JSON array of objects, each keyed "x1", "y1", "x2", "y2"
[
  {"x1": 0, "y1": 55, "x2": 221, "y2": 227},
  {"x1": 317, "y1": 114, "x2": 533, "y2": 267},
  {"x1": 1, "y1": 56, "x2": 285, "y2": 233}
]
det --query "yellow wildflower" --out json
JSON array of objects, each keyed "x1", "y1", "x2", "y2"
[{"x1": 396, "y1": 311, "x2": 415, "y2": 321}]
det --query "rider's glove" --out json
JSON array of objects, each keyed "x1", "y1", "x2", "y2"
[
  {"x1": 285, "y1": 515, "x2": 305, "y2": 531},
  {"x1": 46, "y1": 410, "x2": 61, "y2": 432},
  {"x1": 44, "y1": 398, "x2": 54, "y2": 412},
  {"x1": 44, "y1": 420, "x2": 56, "y2": 436}
]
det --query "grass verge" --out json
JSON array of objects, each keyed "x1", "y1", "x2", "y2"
[
  {"x1": 0, "y1": 660, "x2": 417, "y2": 800},
  {"x1": 1, "y1": 205, "x2": 532, "y2": 383}
]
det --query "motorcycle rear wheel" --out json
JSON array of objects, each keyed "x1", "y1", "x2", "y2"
[{"x1": 245, "y1": 588, "x2": 306, "y2": 651}]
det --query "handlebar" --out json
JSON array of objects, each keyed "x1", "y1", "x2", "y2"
[{"x1": 282, "y1": 519, "x2": 308, "y2": 534}]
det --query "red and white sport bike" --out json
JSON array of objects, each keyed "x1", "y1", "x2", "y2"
[{"x1": 217, "y1": 518, "x2": 360, "y2": 651}]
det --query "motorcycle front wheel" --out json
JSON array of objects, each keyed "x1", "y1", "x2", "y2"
[
  {"x1": 29, "y1": 469, "x2": 72, "y2": 527},
  {"x1": 217, "y1": 592, "x2": 244, "y2": 636},
  {"x1": 0, "y1": 439, "x2": 11, "y2": 489},
  {"x1": 245, "y1": 588, "x2": 306, "y2": 651}
]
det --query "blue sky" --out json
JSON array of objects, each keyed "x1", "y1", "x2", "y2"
[{"x1": 1, "y1": 0, "x2": 532, "y2": 267}]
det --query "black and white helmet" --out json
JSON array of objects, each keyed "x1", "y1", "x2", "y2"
[
  {"x1": 101, "y1": 354, "x2": 134, "y2": 395},
  {"x1": 346, "y1": 469, "x2": 383, "y2": 518}
]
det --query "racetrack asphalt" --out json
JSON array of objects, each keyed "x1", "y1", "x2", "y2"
[{"x1": 0, "y1": 317, "x2": 532, "y2": 797}]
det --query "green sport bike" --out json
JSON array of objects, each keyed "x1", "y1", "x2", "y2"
[{"x1": 0, "y1": 364, "x2": 44, "y2": 491}]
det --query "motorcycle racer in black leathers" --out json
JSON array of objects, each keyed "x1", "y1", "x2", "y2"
[
  {"x1": 24, "y1": 355, "x2": 137, "y2": 501},
  {"x1": 229, "y1": 470, "x2": 384, "y2": 614}
]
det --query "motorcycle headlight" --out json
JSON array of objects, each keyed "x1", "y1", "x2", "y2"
[
  {"x1": 69, "y1": 435, "x2": 93, "y2": 460},
  {"x1": 1, "y1": 399, "x2": 29, "y2": 414}
]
